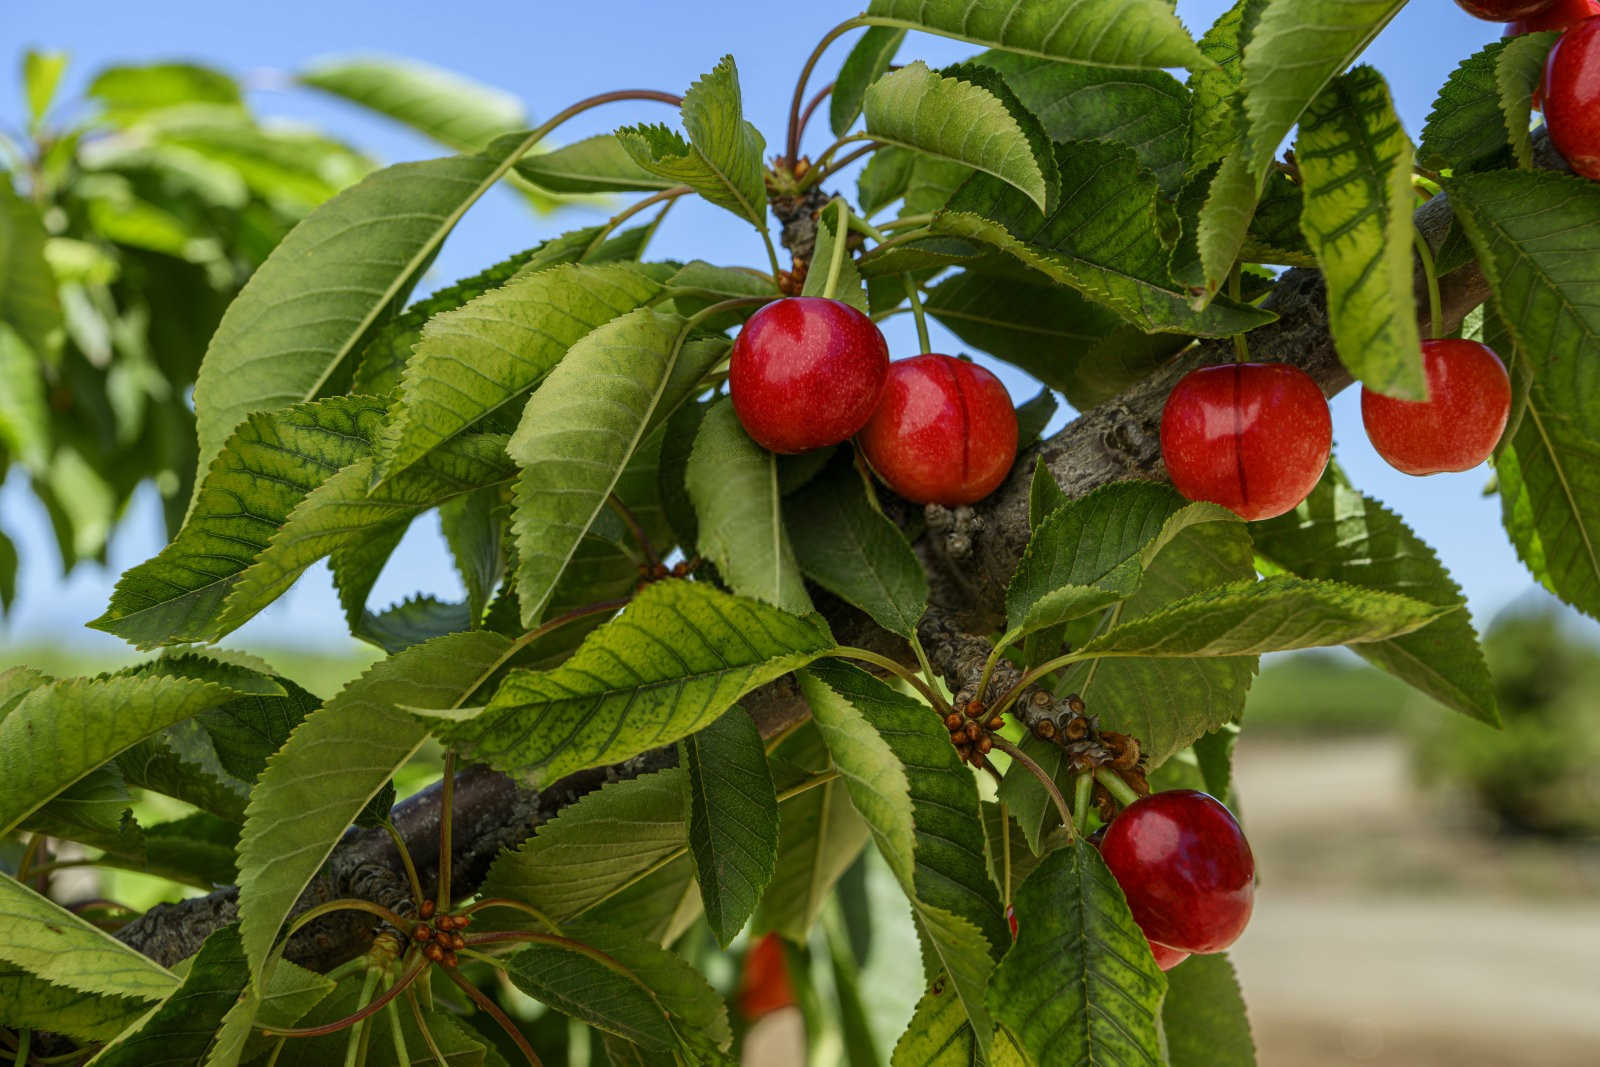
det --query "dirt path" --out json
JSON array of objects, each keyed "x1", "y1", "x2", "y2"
[{"x1": 1230, "y1": 737, "x2": 1600, "y2": 1066}]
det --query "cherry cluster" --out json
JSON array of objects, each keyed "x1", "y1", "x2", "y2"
[
  {"x1": 729, "y1": 297, "x2": 1019, "y2": 507},
  {"x1": 1458, "y1": 0, "x2": 1600, "y2": 181}
]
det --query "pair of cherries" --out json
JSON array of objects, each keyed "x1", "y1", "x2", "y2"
[
  {"x1": 1161, "y1": 339, "x2": 1512, "y2": 521},
  {"x1": 1006, "y1": 790, "x2": 1256, "y2": 972},
  {"x1": 1458, "y1": 0, "x2": 1600, "y2": 182},
  {"x1": 729, "y1": 297, "x2": 1018, "y2": 507}
]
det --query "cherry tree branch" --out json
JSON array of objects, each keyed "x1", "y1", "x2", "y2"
[{"x1": 116, "y1": 134, "x2": 1566, "y2": 972}]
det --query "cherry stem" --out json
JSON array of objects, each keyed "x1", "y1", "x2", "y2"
[
  {"x1": 796, "y1": 81, "x2": 836, "y2": 148},
  {"x1": 999, "y1": 800, "x2": 1013, "y2": 907},
  {"x1": 1073, "y1": 773, "x2": 1095, "y2": 837},
  {"x1": 903, "y1": 273, "x2": 931, "y2": 352},
  {"x1": 851, "y1": 442, "x2": 886, "y2": 515},
  {"x1": 1413, "y1": 221, "x2": 1444, "y2": 341},
  {"x1": 1094, "y1": 767, "x2": 1141, "y2": 809},
  {"x1": 606, "y1": 492, "x2": 659, "y2": 567},
  {"x1": 437, "y1": 751, "x2": 456, "y2": 913},
  {"x1": 822, "y1": 197, "x2": 851, "y2": 301},
  {"x1": 974, "y1": 643, "x2": 1005, "y2": 711},
  {"x1": 284, "y1": 898, "x2": 413, "y2": 942},
  {"x1": 11, "y1": 1030, "x2": 28, "y2": 1067},
  {"x1": 786, "y1": 18, "x2": 868, "y2": 163},
  {"x1": 833, "y1": 646, "x2": 951, "y2": 712},
  {"x1": 991, "y1": 735, "x2": 1075, "y2": 839},
  {"x1": 344, "y1": 965, "x2": 382, "y2": 1067},
  {"x1": 908, "y1": 634, "x2": 943, "y2": 701},
  {"x1": 441, "y1": 965, "x2": 544, "y2": 1067},
  {"x1": 808, "y1": 141, "x2": 882, "y2": 188},
  {"x1": 581, "y1": 185, "x2": 692, "y2": 260},
  {"x1": 1228, "y1": 264, "x2": 1250, "y2": 362},
  {"x1": 463, "y1": 897, "x2": 561, "y2": 933},
  {"x1": 259, "y1": 958, "x2": 425, "y2": 1038},
  {"x1": 406, "y1": 988, "x2": 449, "y2": 1067},
  {"x1": 381, "y1": 821, "x2": 425, "y2": 912},
  {"x1": 383, "y1": 1000, "x2": 411, "y2": 1066}
]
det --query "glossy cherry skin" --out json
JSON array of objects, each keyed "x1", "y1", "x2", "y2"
[
  {"x1": 1544, "y1": 14, "x2": 1600, "y2": 180},
  {"x1": 1159, "y1": 362, "x2": 1332, "y2": 522},
  {"x1": 1149, "y1": 940, "x2": 1191, "y2": 972},
  {"x1": 857, "y1": 354, "x2": 1018, "y2": 506},
  {"x1": 737, "y1": 933, "x2": 796, "y2": 1019},
  {"x1": 1457, "y1": 0, "x2": 1561, "y2": 19},
  {"x1": 1361, "y1": 339, "x2": 1511, "y2": 475},
  {"x1": 1100, "y1": 790, "x2": 1256, "y2": 955},
  {"x1": 729, "y1": 297, "x2": 889, "y2": 454},
  {"x1": 1507, "y1": 0, "x2": 1600, "y2": 32}
]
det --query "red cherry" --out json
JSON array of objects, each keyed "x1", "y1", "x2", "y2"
[
  {"x1": 1099, "y1": 790, "x2": 1255, "y2": 955},
  {"x1": 1159, "y1": 362, "x2": 1331, "y2": 521},
  {"x1": 1360, "y1": 339, "x2": 1511, "y2": 475},
  {"x1": 1006, "y1": 904, "x2": 1018, "y2": 940},
  {"x1": 1544, "y1": 15, "x2": 1600, "y2": 180},
  {"x1": 1457, "y1": 0, "x2": 1561, "y2": 19},
  {"x1": 857, "y1": 354, "x2": 1018, "y2": 506},
  {"x1": 1148, "y1": 940, "x2": 1190, "y2": 972},
  {"x1": 1506, "y1": 0, "x2": 1600, "y2": 32},
  {"x1": 729, "y1": 297, "x2": 889, "y2": 454},
  {"x1": 737, "y1": 933, "x2": 796, "y2": 1020}
]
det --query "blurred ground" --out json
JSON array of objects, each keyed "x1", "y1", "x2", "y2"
[{"x1": 1230, "y1": 736, "x2": 1600, "y2": 1067}]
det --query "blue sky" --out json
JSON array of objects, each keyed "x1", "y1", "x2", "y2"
[{"x1": 0, "y1": 0, "x2": 1566, "y2": 655}]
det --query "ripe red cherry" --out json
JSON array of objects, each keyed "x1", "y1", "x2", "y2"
[
  {"x1": 1099, "y1": 790, "x2": 1255, "y2": 955},
  {"x1": 729, "y1": 297, "x2": 889, "y2": 454},
  {"x1": 1361, "y1": 339, "x2": 1511, "y2": 475},
  {"x1": 857, "y1": 354, "x2": 1018, "y2": 506},
  {"x1": 1507, "y1": 0, "x2": 1600, "y2": 32},
  {"x1": 1148, "y1": 940, "x2": 1190, "y2": 972},
  {"x1": 1457, "y1": 0, "x2": 1561, "y2": 19},
  {"x1": 1544, "y1": 14, "x2": 1600, "y2": 180},
  {"x1": 737, "y1": 933, "x2": 796, "y2": 1019},
  {"x1": 1159, "y1": 362, "x2": 1331, "y2": 521}
]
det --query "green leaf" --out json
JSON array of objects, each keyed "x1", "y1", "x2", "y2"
[
  {"x1": 429, "y1": 580, "x2": 833, "y2": 786},
  {"x1": 565, "y1": 920, "x2": 734, "y2": 1057},
  {"x1": 299, "y1": 55, "x2": 524, "y2": 152},
  {"x1": 91, "y1": 396, "x2": 387, "y2": 647},
  {"x1": 91, "y1": 925, "x2": 249, "y2": 1067},
  {"x1": 1077, "y1": 575, "x2": 1448, "y2": 659},
  {"x1": 1445, "y1": 170, "x2": 1600, "y2": 426},
  {"x1": 87, "y1": 62, "x2": 242, "y2": 122},
  {"x1": 1496, "y1": 381, "x2": 1600, "y2": 619},
  {"x1": 377, "y1": 261, "x2": 661, "y2": 482},
  {"x1": 618, "y1": 56, "x2": 767, "y2": 227},
  {"x1": 688, "y1": 399, "x2": 813, "y2": 614},
  {"x1": 142, "y1": 813, "x2": 240, "y2": 887},
  {"x1": 1495, "y1": 32, "x2": 1559, "y2": 170},
  {"x1": 1187, "y1": 0, "x2": 1267, "y2": 175},
  {"x1": 1240, "y1": 0, "x2": 1406, "y2": 177},
  {"x1": 755, "y1": 724, "x2": 871, "y2": 941},
  {"x1": 23, "y1": 766, "x2": 140, "y2": 857},
  {"x1": 0, "y1": 969, "x2": 150, "y2": 1043},
  {"x1": 0, "y1": 525, "x2": 16, "y2": 617},
  {"x1": 0, "y1": 875, "x2": 177, "y2": 1000},
  {"x1": 801, "y1": 205, "x2": 869, "y2": 312},
  {"x1": 986, "y1": 841, "x2": 1165, "y2": 1066},
  {"x1": 515, "y1": 134, "x2": 681, "y2": 194},
  {"x1": 442, "y1": 485, "x2": 508, "y2": 623},
  {"x1": 0, "y1": 181, "x2": 63, "y2": 361},
  {"x1": 478, "y1": 768, "x2": 689, "y2": 923},
  {"x1": 684, "y1": 708, "x2": 779, "y2": 947},
  {"x1": 117, "y1": 723, "x2": 250, "y2": 824},
  {"x1": 207, "y1": 960, "x2": 337, "y2": 1067},
  {"x1": 1251, "y1": 467, "x2": 1498, "y2": 724},
  {"x1": 509, "y1": 303, "x2": 725, "y2": 623},
  {"x1": 506, "y1": 939, "x2": 676, "y2": 1051},
  {"x1": 801, "y1": 661, "x2": 1007, "y2": 1040},
  {"x1": 237, "y1": 631, "x2": 510, "y2": 980},
  {"x1": 0, "y1": 670, "x2": 260, "y2": 836},
  {"x1": 219, "y1": 437, "x2": 514, "y2": 632},
  {"x1": 831, "y1": 26, "x2": 907, "y2": 136},
  {"x1": 1163, "y1": 954, "x2": 1257, "y2": 1067},
  {"x1": 975, "y1": 50, "x2": 1192, "y2": 196},
  {"x1": 786, "y1": 452, "x2": 928, "y2": 639},
  {"x1": 23, "y1": 49, "x2": 68, "y2": 128},
  {"x1": 892, "y1": 976, "x2": 1027, "y2": 1067},
  {"x1": 1177, "y1": 152, "x2": 1263, "y2": 305},
  {"x1": 865, "y1": 61, "x2": 1057, "y2": 213},
  {"x1": 979, "y1": 802, "x2": 1043, "y2": 906},
  {"x1": 934, "y1": 141, "x2": 1276, "y2": 336},
  {"x1": 1296, "y1": 67, "x2": 1423, "y2": 399},
  {"x1": 1006, "y1": 482, "x2": 1196, "y2": 641},
  {"x1": 858, "y1": 146, "x2": 919, "y2": 216},
  {"x1": 189, "y1": 129, "x2": 543, "y2": 482},
  {"x1": 864, "y1": 0, "x2": 1208, "y2": 71}
]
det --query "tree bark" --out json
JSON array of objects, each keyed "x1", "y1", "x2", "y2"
[{"x1": 115, "y1": 136, "x2": 1565, "y2": 970}]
